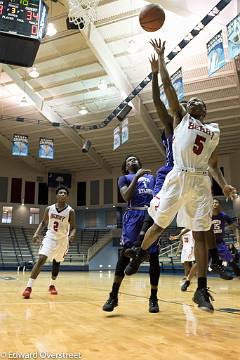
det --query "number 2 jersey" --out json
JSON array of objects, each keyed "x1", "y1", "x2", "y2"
[
  {"x1": 172, "y1": 113, "x2": 220, "y2": 170},
  {"x1": 46, "y1": 204, "x2": 72, "y2": 241}
]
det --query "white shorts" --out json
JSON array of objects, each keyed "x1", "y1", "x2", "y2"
[
  {"x1": 181, "y1": 248, "x2": 195, "y2": 263},
  {"x1": 148, "y1": 167, "x2": 212, "y2": 231},
  {"x1": 39, "y1": 236, "x2": 69, "y2": 262}
]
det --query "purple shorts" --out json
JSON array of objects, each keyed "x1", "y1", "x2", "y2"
[
  {"x1": 217, "y1": 241, "x2": 233, "y2": 262},
  {"x1": 121, "y1": 209, "x2": 159, "y2": 254}
]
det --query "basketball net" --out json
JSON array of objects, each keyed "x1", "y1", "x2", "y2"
[{"x1": 67, "y1": 0, "x2": 99, "y2": 29}]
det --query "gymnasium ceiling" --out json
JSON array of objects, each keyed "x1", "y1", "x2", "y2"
[{"x1": 0, "y1": 0, "x2": 239, "y2": 174}]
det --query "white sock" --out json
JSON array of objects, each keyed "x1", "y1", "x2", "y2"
[
  {"x1": 49, "y1": 279, "x2": 56, "y2": 286},
  {"x1": 27, "y1": 278, "x2": 35, "y2": 288}
]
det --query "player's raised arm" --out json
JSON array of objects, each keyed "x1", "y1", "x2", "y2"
[
  {"x1": 150, "y1": 38, "x2": 185, "y2": 128},
  {"x1": 150, "y1": 53, "x2": 173, "y2": 137}
]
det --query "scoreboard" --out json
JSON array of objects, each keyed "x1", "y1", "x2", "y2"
[
  {"x1": 0, "y1": 0, "x2": 48, "y2": 66},
  {"x1": 0, "y1": 0, "x2": 48, "y2": 40}
]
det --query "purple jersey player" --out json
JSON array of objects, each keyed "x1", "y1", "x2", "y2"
[
  {"x1": 102, "y1": 154, "x2": 161, "y2": 313},
  {"x1": 212, "y1": 199, "x2": 240, "y2": 276}
]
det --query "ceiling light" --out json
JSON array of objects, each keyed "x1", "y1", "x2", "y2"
[
  {"x1": 98, "y1": 80, "x2": 108, "y2": 90},
  {"x1": 46, "y1": 23, "x2": 57, "y2": 36},
  {"x1": 29, "y1": 67, "x2": 39, "y2": 78},
  {"x1": 78, "y1": 106, "x2": 88, "y2": 115}
]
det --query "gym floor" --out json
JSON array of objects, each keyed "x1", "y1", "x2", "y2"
[{"x1": 0, "y1": 271, "x2": 239, "y2": 360}]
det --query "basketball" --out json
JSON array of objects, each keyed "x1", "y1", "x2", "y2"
[{"x1": 139, "y1": 4, "x2": 165, "y2": 32}]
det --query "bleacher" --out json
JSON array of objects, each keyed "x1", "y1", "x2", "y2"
[{"x1": 0, "y1": 225, "x2": 111, "y2": 269}]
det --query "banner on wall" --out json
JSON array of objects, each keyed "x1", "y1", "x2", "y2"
[
  {"x1": 121, "y1": 118, "x2": 129, "y2": 144},
  {"x1": 12, "y1": 134, "x2": 28, "y2": 157},
  {"x1": 159, "y1": 67, "x2": 184, "y2": 107},
  {"x1": 207, "y1": 31, "x2": 226, "y2": 76},
  {"x1": 113, "y1": 126, "x2": 120, "y2": 150},
  {"x1": 227, "y1": 13, "x2": 240, "y2": 59},
  {"x1": 171, "y1": 68, "x2": 184, "y2": 102},
  {"x1": 38, "y1": 137, "x2": 54, "y2": 159}
]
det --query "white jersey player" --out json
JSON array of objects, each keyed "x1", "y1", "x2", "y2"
[
  {"x1": 181, "y1": 231, "x2": 195, "y2": 264},
  {"x1": 40, "y1": 203, "x2": 73, "y2": 262},
  {"x1": 148, "y1": 113, "x2": 220, "y2": 231},
  {"x1": 23, "y1": 186, "x2": 76, "y2": 299},
  {"x1": 125, "y1": 38, "x2": 236, "y2": 312}
]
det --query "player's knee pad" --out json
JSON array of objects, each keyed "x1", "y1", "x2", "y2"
[
  {"x1": 115, "y1": 253, "x2": 130, "y2": 278},
  {"x1": 149, "y1": 252, "x2": 160, "y2": 286},
  {"x1": 52, "y1": 259, "x2": 61, "y2": 277}
]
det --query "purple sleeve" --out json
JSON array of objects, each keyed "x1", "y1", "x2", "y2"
[
  {"x1": 118, "y1": 175, "x2": 128, "y2": 189},
  {"x1": 223, "y1": 213, "x2": 234, "y2": 225}
]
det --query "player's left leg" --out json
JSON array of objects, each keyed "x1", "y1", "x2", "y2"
[
  {"x1": 102, "y1": 250, "x2": 130, "y2": 311},
  {"x1": 148, "y1": 249, "x2": 160, "y2": 313},
  {"x1": 49, "y1": 259, "x2": 61, "y2": 295},
  {"x1": 192, "y1": 231, "x2": 214, "y2": 312}
]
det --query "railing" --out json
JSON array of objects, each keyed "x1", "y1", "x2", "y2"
[
  {"x1": 159, "y1": 241, "x2": 180, "y2": 257},
  {"x1": 9, "y1": 227, "x2": 20, "y2": 265},
  {"x1": 22, "y1": 227, "x2": 35, "y2": 262},
  {"x1": 87, "y1": 230, "x2": 113, "y2": 261},
  {"x1": 12, "y1": 227, "x2": 23, "y2": 262},
  {"x1": 64, "y1": 253, "x2": 88, "y2": 265}
]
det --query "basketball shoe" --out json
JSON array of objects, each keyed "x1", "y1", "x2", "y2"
[
  {"x1": 193, "y1": 288, "x2": 214, "y2": 312},
  {"x1": 102, "y1": 295, "x2": 118, "y2": 312},
  {"x1": 124, "y1": 247, "x2": 139, "y2": 259},
  {"x1": 210, "y1": 263, "x2": 233, "y2": 280},
  {"x1": 49, "y1": 285, "x2": 58, "y2": 295},
  {"x1": 22, "y1": 287, "x2": 32, "y2": 299},
  {"x1": 149, "y1": 298, "x2": 159, "y2": 313},
  {"x1": 125, "y1": 248, "x2": 149, "y2": 275},
  {"x1": 181, "y1": 280, "x2": 190, "y2": 292}
]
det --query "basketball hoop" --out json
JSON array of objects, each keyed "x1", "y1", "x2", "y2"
[{"x1": 67, "y1": 0, "x2": 99, "y2": 29}]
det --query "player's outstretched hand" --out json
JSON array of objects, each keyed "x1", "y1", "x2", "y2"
[
  {"x1": 149, "y1": 38, "x2": 165, "y2": 58},
  {"x1": 223, "y1": 185, "x2": 237, "y2": 200},
  {"x1": 135, "y1": 168, "x2": 152, "y2": 179},
  {"x1": 149, "y1": 54, "x2": 158, "y2": 74}
]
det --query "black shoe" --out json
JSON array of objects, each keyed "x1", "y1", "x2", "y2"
[
  {"x1": 125, "y1": 249, "x2": 148, "y2": 276},
  {"x1": 181, "y1": 280, "x2": 190, "y2": 292},
  {"x1": 210, "y1": 263, "x2": 233, "y2": 280},
  {"x1": 102, "y1": 296, "x2": 118, "y2": 312},
  {"x1": 124, "y1": 247, "x2": 139, "y2": 259},
  {"x1": 193, "y1": 288, "x2": 214, "y2": 312},
  {"x1": 149, "y1": 298, "x2": 159, "y2": 313}
]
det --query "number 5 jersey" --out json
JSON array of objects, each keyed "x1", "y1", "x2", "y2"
[
  {"x1": 173, "y1": 113, "x2": 220, "y2": 170},
  {"x1": 148, "y1": 114, "x2": 220, "y2": 231}
]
